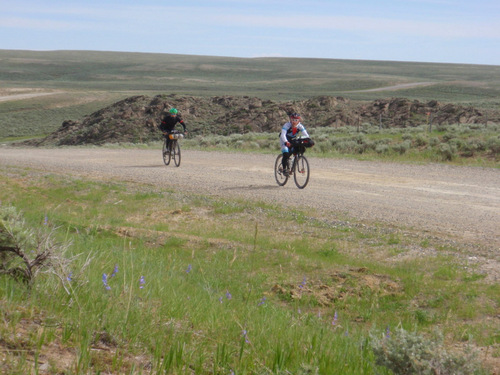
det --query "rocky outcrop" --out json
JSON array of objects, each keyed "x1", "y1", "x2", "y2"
[{"x1": 24, "y1": 94, "x2": 499, "y2": 146}]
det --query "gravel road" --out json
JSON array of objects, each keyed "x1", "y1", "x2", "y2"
[{"x1": 1, "y1": 147, "x2": 499, "y2": 257}]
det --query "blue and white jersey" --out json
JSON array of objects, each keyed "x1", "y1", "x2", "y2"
[{"x1": 280, "y1": 121, "x2": 309, "y2": 149}]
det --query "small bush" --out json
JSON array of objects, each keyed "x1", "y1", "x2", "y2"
[
  {"x1": 486, "y1": 136, "x2": 500, "y2": 156},
  {"x1": 392, "y1": 140, "x2": 411, "y2": 154},
  {"x1": 414, "y1": 134, "x2": 428, "y2": 147},
  {"x1": 461, "y1": 138, "x2": 486, "y2": 157},
  {"x1": 375, "y1": 144, "x2": 389, "y2": 154},
  {"x1": 371, "y1": 327, "x2": 483, "y2": 375},
  {"x1": 402, "y1": 133, "x2": 413, "y2": 141},
  {"x1": 0, "y1": 205, "x2": 84, "y2": 291},
  {"x1": 438, "y1": 143, "x2": 456, "y2": 161},
  {"x1": 428, "y1": 137, "x2": 440, "y2": 147},
  {"x1": 442, "y1": 132, "x2": 457, "y2": 142},
  {"x1": 336, "y1": 140, "x2": 359, "y2": 153}
]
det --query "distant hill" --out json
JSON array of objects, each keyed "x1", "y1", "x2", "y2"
[
  {"x1": 22, "y1": 94, "x2": 498, "y2": 146},
  {"x1": 2, "y1": 49, "x2": 500, "y2": 143},
  {"x1": 2, "y1": 49, "x2": 500, "y2": 104}
]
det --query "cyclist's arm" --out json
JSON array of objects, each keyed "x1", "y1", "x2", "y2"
[
  {"x1": 299, "y1": 124, "x2": 310, "y2": 138},
  {"x1": 280, "y1": 124, "x2": 290, "y2": 144},
  {"x1": 177, "y1": 117, "x2": 187, "y2": 133}
]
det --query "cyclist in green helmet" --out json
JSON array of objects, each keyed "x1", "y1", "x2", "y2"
[{"x1": 159, "y1": 107, "x2": 187, "y2": 150}]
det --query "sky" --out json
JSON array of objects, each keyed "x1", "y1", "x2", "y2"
[{"x1": 1, "y1": 0, "x2": 499, "y2": 65}]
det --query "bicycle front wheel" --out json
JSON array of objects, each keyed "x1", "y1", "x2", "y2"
[
  {"x1": 274, "y1": 154, "x2": 288, "y2": 186},
  {"x1": 162, "y1": 139, "x2": 171, "y2": 165},
  {"x1": 172, "y1": 140, "x2": 181, "y2": 167},
  {"x1": 293, "y1": 155, "x2": 310, "y2": 189}
]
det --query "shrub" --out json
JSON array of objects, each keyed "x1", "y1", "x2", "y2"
[
  {"x1": 375, "y1": 144, "x2": 389, "y2": 154},
  {"x1": 371, "y1": 327, "x2": 483, "y2": 375},
  {"x1": 0, "y1": 205, "x2": 84, "y2": 291},
  {"x1": 315, "y1": 140, "x2": 332, "y2": 153},
  {"x1": 442, "y1": 132, "x2": 457, "y2": 142},
  {"x1": 428, "y1": 137, "x2": 440, "y2": 147},
  {"x1": 392, "y1": 140, "x2": 411, "y2": 155},
  {"x1": 414, "y1": 135, "x2": 428, "y2": 147},
  {"x1": 336, "y1": 140, "x2": 359, "y2": 153},
  {"x1": 486, "y1": 136, "x2": 500, "y2": 156},
  {"x1": 438, "y1": 143, "x2": 456, "y2": 161},
  {"x1": 461, "y1": 138, "x2": 486, "y2": 157},
  {"x1": 402, "y1": 133, "x2": 413, "y2": 141}
]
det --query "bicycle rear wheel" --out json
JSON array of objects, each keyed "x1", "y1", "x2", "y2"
[
  {"x1": 274, "y1": 154, "x2": 289, "y2": 186},
  {"x1": 162, "y1": 139, "x2": 171, "y2": 165},
  {"x1": 293, "y1": 155, "x2": 310, "y2": 189},
  {"x1": 172, "y1": 140, "x2": 181, "y2": 167}
]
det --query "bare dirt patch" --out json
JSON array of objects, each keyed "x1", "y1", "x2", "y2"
[
  {"x1": 348, "y1": 81, "x2": 435, "y2": 92},
  {"x1": 0, "y1": 88, "x2": 65, "y2": 102}
]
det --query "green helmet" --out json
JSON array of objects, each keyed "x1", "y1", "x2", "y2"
[{"x1": 169, "y1": 108, "x2": 178, "y2": 114}]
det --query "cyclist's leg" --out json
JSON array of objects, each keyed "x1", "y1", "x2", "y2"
[
  {"x1": 166, "y1": 134, "x2": 172, "y2": 150},
  {"x1": 281, "y1": 142, "x2": 291, "y2": 172}
]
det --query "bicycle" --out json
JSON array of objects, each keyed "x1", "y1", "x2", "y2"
[
  {"x1": 162, "y1": 130, "x2": 184, "y2": 167},
  {"x1": 274, "y1": 138, "x2": 313, "y2": 189}
]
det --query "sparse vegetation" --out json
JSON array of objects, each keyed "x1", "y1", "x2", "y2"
[
  {"x1": 181, "y1": 123, "x2": 500, "y2": 166},
  {"x1": 0, "y1": 171, "x2": 498, "y2": 374}
]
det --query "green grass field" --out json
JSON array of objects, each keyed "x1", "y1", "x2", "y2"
[{"x1": 1, "y1": 170, "x2": 497, "y2": 374}]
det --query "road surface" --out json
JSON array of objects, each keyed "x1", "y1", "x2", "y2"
[{"x1": 1, "y1": 147, "x2": 498, "y2": 256}]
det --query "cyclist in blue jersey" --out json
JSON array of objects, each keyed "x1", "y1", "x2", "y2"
[{"x1": 279, "y1": 113, "x2": 310, "y2": 176}]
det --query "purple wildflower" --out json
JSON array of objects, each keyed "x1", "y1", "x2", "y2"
[
  {"x1": 332, "y1": 311, "x2": 338, "y2": 326},
  {"x1": 226, "y1": 291, "x2": 232, "y2": 300},
  {"x1": 242, "y1": 329, "x2": 250, "y2": 344},
  {"x1": 385, "y1": 325, "x2": 390, "y2": 338},
  {"x1": 139, "y1": 276, "x2": 145, "y2": 289},
  {"x1": 186, "y1": 264, "x2": 192, "y2": 273},
  {"x1": 66, "y1": 272, "x2": 73, "y2": 282},
  {"x1": 298, "y1": 276, "x2": 307, "y2": 289},
  {"x1": 102, "y1": 273, "x2": 111, "y2": 290},
  {"x1": 44, "y1": 214, "x2": 48, "y2": 226},
  {"x1": 258, "y1": 297, "x2": 266, "y2": 306},
  {"x1": 219, "y1": 296, "x2": 223, "y2": 303},
  {"x1": 110, "y1": 264, "x2": 118, "y2": 277}
]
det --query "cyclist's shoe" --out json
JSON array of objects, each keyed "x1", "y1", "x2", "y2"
[{"x1": 283, "y1": 168, "x2": 290, "y2": 177}]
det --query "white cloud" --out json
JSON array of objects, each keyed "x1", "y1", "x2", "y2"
[
  {"x1": 3, "y1": 2, "x2": 499, "y2": 40},
  {"x1": 210, "y1": 14, "x2": 500, "y2": 39}
]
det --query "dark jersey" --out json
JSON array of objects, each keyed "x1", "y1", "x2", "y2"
[{"x1": 160, "y1": 114, "x2": 186, "y2": 133}]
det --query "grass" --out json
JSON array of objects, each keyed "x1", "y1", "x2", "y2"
[{"x1": 1, "y1": 167, "x2": 498, "y2": 374}]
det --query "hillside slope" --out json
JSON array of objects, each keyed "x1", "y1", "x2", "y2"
[{"x1": 24, "y1": 94, "x2": 497, "y2": 146}]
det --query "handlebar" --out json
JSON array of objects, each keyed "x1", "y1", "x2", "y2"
[{"x1": 290, "y1": 138, "x2": 314, "y2": 147}]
